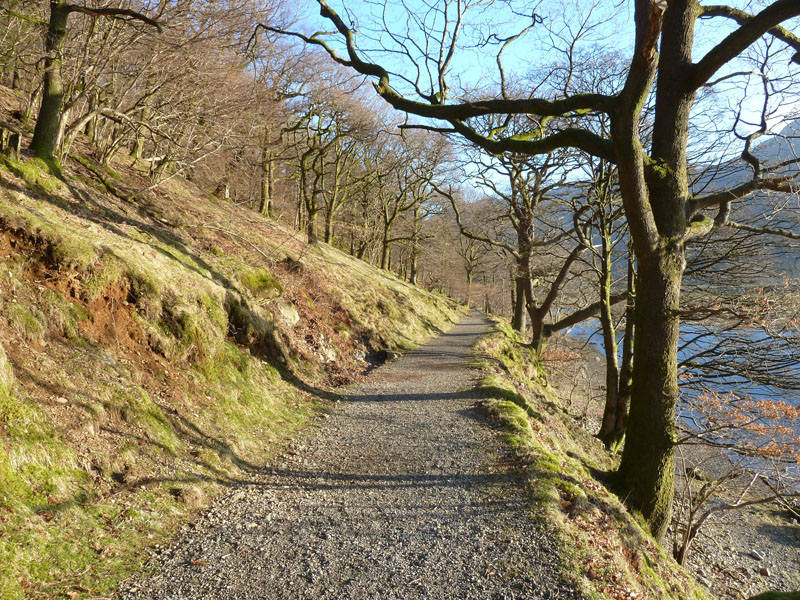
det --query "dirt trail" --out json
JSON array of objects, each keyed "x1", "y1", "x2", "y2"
[{"x1": 120, "y1": 312, "x2": 575, "y2": 599}]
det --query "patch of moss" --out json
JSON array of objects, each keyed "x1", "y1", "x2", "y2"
[
  {"x1": 239, "y1": 267, "x2": 283, "y2": 299},
  {"x1": 0, "y1": 156, "x2": 64, "y2": 193}
]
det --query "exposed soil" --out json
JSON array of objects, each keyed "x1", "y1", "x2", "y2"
[{"x1": 119, "y1": 313, "x2": 577, "y2": 600}]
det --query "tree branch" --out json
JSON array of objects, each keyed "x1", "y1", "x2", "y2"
[
  {"x1": 67, "y1": 5, "x2": 162, "y2": 32},
  {"x1": 689, "y1": 0, "x2": 800, "y2": 90},
  {"x1": 542, "y1": 291, "x2": 628, "y2": 337},
  {"x1": 451, "y1": 120, "x2": 616, "y2": 162},
  {"x1": 266, "y1": 1, "x2": 615, "y2": 124},
  {"x1": 699, "y1": 4, "x2": 800, "y2": 61},
  {"x1": 689, "y1": 174, "x2": 800, "y2": 213},
  {"x1": 724, "y1": 220, "x2": 800, "y2": 240}
]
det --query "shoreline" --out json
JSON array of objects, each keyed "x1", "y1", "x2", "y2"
[{"x1": 544, "y1": 332, "x2": 800, "y2": 599}]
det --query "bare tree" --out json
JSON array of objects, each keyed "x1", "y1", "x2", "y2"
[
  {"x1": 28, "y1": 1, "x2": 161, "y2": 161},
  {"x1": 268, "y1": 0, "x2": 800, "y2": 540}
]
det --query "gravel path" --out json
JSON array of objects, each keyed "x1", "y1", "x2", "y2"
[{"x1": 119, "y1": 312, "x2": 576, "y2": 600}]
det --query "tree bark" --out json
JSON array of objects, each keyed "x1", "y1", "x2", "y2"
[
  {"x1": 380, "y1": 230, "x2": 391, "y2": 270},
  {"x1": 617, "y1": 250, "x2": 682, "y2": 541},
  {"x1": 324, "y1": 208, "x2": 334, "y2": 244},
  {"x1": 409, "y1": 248, "x2": 418, "y2": 285},
  {"x1": 597, "y1": 235, "x2": 622, "y2": 449},
  {"x1": 511, "y1": 277, "x2": 526, "y2": 334},
  {"x1": 617, "y1": 256, "x2": 636, "y2": 438},
  {"x1": 259, "y1": 146, "x2": 274, "y2": 217},
  {"x1": 600, "y1": 252, "x2": 635, "y2": 451},
  {"x1": 30, "y1": 1, "x2": 69, "y2": 160}
]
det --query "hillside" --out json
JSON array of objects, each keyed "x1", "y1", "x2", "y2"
[{"x1": 0, "y1": 86, "x2": 465, "y2": 599}]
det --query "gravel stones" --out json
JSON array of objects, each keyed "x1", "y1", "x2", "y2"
[{"x1": 118, "y1": 312, "x2": 576, "y2": 600}]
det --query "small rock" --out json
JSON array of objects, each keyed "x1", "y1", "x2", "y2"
[
  {"x1": 55, "y1": 396, "x2": 68, "y2": 404},
  {"x1": 758, "y1": 567, "x2": 771, "y2": 577},
  {"x1": 274, "y1": 298, "x2": 300, "y2": 326},
  {"x1": 750, "y1": 549, "x2": 765, "y2": 561},
  {"x1": 176, "y1": 485, "x2": 207, "y2": 510},
  {"x1": 697, "y1": 576, "x2": 712, "y2": 588}
]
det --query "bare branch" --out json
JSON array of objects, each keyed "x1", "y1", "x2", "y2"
[
  {"x1": 66, "y1": 5, "x2": 162, "y2": 33},
  {"x1": 689, "y1": 0, "x2": 800, "y2": 90}
]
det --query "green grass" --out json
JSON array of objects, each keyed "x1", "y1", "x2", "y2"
[{"x1": 474, "y1": 318, "x2": 707, "y2": 600}]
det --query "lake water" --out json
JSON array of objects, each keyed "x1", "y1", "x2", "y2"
[{"x1": 566, "y1": 320, "x2": 800, "y2": 486}]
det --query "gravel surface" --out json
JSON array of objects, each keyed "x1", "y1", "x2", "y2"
[{"x1": 119, "y1": 312, "x2": 576, "y2": 600}]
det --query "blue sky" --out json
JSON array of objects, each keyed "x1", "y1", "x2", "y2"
[{"x1": 294, "y1": 1, "x2": 800, "y2": 164}]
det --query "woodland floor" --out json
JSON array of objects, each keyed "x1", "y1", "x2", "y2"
[{"x1": 118, "y1": 312, "x2": 577, "y2": 600}]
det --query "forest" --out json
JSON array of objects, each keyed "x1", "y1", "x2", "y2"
[{"x1": 0, "y1": 1, "x2": 799, "y2": 599}]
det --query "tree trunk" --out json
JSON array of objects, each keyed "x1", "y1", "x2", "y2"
[
  {"x1": 10, "y1": 58, "x2": 20, "y2": 90},
  {"x1": 616, "y1": 1, "x2": 694, "y2": 541},
  {"x1": 306, "y1": 213, "x2": 319, "y2": 245},
  {"x1": 324, "y1": 209, "x2": 334, "y2": 245},
  {"x1": 409, "y1": 252, "x2": 418, "y2": 285},
  {"x1": 524, "y1": 278, "x2": 546, "y2": 356},
  {"x1": 511, "y1": 277, "x2": 526, "y2": 334},
  {"x1": 259, "y1": 148, "x2": 274, "y2": 217},
  {"x1": 617, "y1": 249, "x2": 682, "y2": 542},
  {"x1": 30, "y1": 1, "x2": 69, "y2": 160},
  {"x1": 615, "y1": 255, "x2": 636, "y2": 446},
  {"x1": 598, "y1": 223, "x2": 622, "y2": 450},
  {"x1": 597, "y1": 298, "x2": 621, "y2": 448},
  {"x1": 380, "y1": 231, "x2": 390, "y2": 270}
]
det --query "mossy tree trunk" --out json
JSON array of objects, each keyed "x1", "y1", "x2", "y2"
[
  {"x1": 511, "y1": 277, "x2": 526, "y2": 334},
  {"x1": 30, "y1": 1, "x2": 69, "y2": 160},
  {"x1": 614, "y1": 0, "x2": 693, "y2": 540},
  {"x1": 617, "y1": 249, "x2": 682, "y2": 540}
]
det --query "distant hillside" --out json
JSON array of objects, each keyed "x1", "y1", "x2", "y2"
[
  {"x1": 686, "y1": 123, "x2": 800, "y2": 289},
  {"x1": 0, "y1": 85, "x2": 465, "y2": 600}
]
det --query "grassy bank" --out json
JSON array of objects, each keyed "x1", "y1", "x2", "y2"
[
  {"x1": 0, "y1": 146, "x2": 464, "y2": 599},
  {"x1": 472, "y1": 318, "x2": 706, "y2": 600}
]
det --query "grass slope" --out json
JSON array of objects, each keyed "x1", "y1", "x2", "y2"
[
  {"x1": 472, "y1": 318, "x2": 707, "y2": 600},
  {"x1": 0, "y1": 118, "x2": 464, "y2": 598}
]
